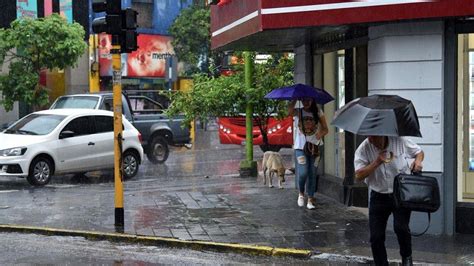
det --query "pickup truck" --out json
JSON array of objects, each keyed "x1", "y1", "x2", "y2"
[{"x1": 49, "y1": 92, "x2": 191, "y2": 164}]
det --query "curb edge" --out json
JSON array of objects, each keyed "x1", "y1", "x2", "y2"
[{"x1": 0, "y1": 224, "x2": 312, "y2": 259}]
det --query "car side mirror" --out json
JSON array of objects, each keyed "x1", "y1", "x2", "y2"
[{"x1": 59, "y1": 130, "x2": 75, "y2": 139}]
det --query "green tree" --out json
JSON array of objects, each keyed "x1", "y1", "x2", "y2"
[
  {"x1": 166, "y1": 54, "x2": 294, "y2": 150},
  {"x1": 169, "y1": 5, "x2": 215, "y2": 75},
  {"x1": 0, "y1": 14, "x2": 87, "y2": 111}
]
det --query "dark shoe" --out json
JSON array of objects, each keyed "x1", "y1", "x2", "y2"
[{"x1": 402, "y1": 256, "x2": 413, "y2": 266}]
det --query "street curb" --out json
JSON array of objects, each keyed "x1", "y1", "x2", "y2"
[{"x1": 0, "y1": 224, "x2": 312, "y2": 259}]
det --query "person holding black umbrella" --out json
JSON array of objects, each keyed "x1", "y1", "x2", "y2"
[
  {"x1": 355, "y1": 136, "x2": 424, "y2": 266},
  {"x1": 288, "y1": 98, "x2": 328, "y2": 209},
  {"x1": 332, "y1": 95, "x2": 425, "y2": 266}
]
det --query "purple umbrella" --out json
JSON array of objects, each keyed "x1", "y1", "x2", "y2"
[{"x1": 264, "y1": 83, "x2": 334, "y2": 104}]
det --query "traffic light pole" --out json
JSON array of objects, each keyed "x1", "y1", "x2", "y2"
[
  {"x1": 111, "y1": 36, "x2": 124, "y2": 227},
  {"x1": 92, "y1": 0, "x2": 138, "y2": 229}
]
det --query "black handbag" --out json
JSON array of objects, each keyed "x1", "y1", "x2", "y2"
[
  {"x1": 393, "y1": 171, "x2": 440, "y2": 236},
  {"x1": 303, "y1": 142, "x2": 320, "y2": 157}
]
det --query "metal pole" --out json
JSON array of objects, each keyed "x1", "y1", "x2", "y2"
[
  {"x1": 244, "y1": 51, "x2": 254, "y2": 162},
  {"x1": 111, "y1": 35, "x2": 124, "y2": 227}
]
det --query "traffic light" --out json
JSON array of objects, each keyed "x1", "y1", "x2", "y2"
[
  {"x1": 120, "y1": 8, "x2": 138, "y2": 53},
  {"x1": 91, "y1": 1, "x2": 138, "y2": 54},
  {"x1": 91, "y1": 0, "x2": 122, "y2": 35}
]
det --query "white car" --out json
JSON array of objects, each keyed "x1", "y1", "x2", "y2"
[{"x1": 0, "y1": 109, "x2": 144, "y2": 186}]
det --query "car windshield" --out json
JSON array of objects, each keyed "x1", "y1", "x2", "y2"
[
  {"x1": 52, "y1": 96, "x2": 99, "y2": 109},
  {"x1": 4, "y1": 114, "x2": 66, "y2": 135}
]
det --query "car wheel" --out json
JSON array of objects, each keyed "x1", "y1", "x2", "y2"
[
  {"x1": 259, "y1": 145, "x2": 282, "y2": 152},
  {"x1": 27, "y1": 157, "x2": 53, "y2": 186},
  {"x1": 146, "y1": 136, "x2": 169, "y2": 164},
  {"x1": 123, "y1": 150, "x2": 139, "y2": 179}
]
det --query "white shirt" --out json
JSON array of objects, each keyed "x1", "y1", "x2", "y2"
[
  {"x1": 293, "y1": 108, "x2": 324, "y2": 150},
  {"x1": 354, "y1": 137, "x2": 422, "y2": 194}
]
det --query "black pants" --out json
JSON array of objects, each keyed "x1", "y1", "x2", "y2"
[{"x1": 369, "y1": 191, "x2": 412, "y2": 266}]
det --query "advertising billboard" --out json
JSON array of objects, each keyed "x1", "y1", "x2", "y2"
[
  {"x1": 98, "y1": 34, "x2": 128, "y2": 77},
  {"x1": 127, "y1": 34, "x2": 175, "y2": 78},
  {"x1": 98, "y1": 34, "x2": 174, "y2": 78}
]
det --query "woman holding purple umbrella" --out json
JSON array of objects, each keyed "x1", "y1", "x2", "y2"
[{"x1": 288, "y1": 98, "x2": 328, "y2": 210}]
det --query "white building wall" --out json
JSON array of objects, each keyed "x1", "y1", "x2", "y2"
[
  {"x1": 368, "y1": 21, "x2": 444, "y2": 172},
  {"x1": 0, "y1": 100, "x2": 19, "y2": 127},
  {"x1": 65, "y1": 49, "x2": 90, "y2": 95}
]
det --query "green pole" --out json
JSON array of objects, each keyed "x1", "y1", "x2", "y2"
[
  {"x1": 244, "y1": 51, "x2": 254, "y2": 162},
  {"x1": 239, "y1": 51, "x2": 257, "y2": 177}
]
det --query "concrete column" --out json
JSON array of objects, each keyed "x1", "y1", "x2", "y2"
[
  {"x1": 294, "y1": 43, "x2": 313, "y2": 85},
  {"x1": 368, "y1": 20, "x2": 444, "y2": 234},
  {"x1": 65, "y1": 49, "x2": 90, "y2": 95}
]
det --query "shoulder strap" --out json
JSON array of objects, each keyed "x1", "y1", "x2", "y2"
[{"x1": 410, "y1": 213, "x2": 431, "y2": 237}]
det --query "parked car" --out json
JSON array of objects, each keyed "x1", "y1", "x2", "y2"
[
  {"x1": 50, "y1": 92, "x2": 191, "y2": 164},
  {"x1": 0, "y1": 109, "x2": 143, "y2": 186},
  {"x1": 217, "y1": 116, "x2": 293, "y2": 152}
]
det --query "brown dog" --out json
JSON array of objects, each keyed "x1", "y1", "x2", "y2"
[{"x1": 262, "y1": 151, "x2": 286, "y2": 189}]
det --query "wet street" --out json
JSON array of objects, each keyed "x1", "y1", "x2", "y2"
[{"x1": 1, "y1": 125, "x2": 474, "y2": 264}]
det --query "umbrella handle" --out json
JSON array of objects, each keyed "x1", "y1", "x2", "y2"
[{"x1": 382, "y1": 151, "x2": 394, "y2": 163}]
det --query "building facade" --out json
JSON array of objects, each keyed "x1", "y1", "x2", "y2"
[
  {"x1": 0, "y1": 0, "x2": 90, "y2": 125},
  {"x1": 210, "y1": 0, "x2": 474, "y2": 235}
]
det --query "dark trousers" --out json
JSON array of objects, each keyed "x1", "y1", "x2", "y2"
[{"x1": 369, "y1": 191, "x2": 412, "y2": 266}]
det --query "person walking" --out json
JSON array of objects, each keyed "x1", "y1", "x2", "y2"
[
  {"x1": 354, "y1": 136, "x2": 424, "y2": 266},
  {"x1": 288, "y1": 98, "x2": 328, "y2": 210}
]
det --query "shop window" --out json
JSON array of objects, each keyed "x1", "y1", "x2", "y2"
[{"x1": 457, "y1": 33, "x2": 474, "y2": 202}]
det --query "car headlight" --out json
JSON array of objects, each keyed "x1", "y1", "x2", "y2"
[{"x1": 0, "y1": 147, "x2": 27, "y2": 157}]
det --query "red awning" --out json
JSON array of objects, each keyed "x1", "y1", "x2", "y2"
[{"x1": 211, "y1": 0, "x2": 474, "y2": 50}]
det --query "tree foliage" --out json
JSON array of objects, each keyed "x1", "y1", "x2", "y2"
[
  {"x1": 169, "y1": 5, "x2": 216, "y2": 75},
  {"x1": 0, "y1": 14, "x2": 87, "y2": 111},
  {"x1": 166, "y1": 54, "x2": 294, "y2": 148}
]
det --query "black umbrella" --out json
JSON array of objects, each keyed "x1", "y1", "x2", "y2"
[{"x1": 331, "y1": 94, "x2": 422, "y2": 137}]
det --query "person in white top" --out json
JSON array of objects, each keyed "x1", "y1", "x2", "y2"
[
  {"x1": 288, "y1": 98, "x2": 328, "y2": 210},
  {"x1": 354, "y1": 136, "x2": 424, "y2": 266}
]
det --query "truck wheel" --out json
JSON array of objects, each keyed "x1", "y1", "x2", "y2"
[
  {"x1": 123, "y1": 150, "x2": 140, "y2": 179},
  {"x1": 147, "y1": 136, "x2": 169, "y2": 164},
  {"x1": 259, "y1": 145, "x2": 282, "y2": 152},
  {"x1": 27, "y1": 156, "x2": 53, "y2": 186}
]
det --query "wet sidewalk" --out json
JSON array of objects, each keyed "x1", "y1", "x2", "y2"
[{"x1": 1, "y1": 125, "x2": 473, "y2": 264}]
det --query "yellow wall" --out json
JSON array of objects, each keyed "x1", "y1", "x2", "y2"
[
  {"x1": 46, "y1": 69, "x2": 65, "y2": 103},
  {"x1": 177, "y1": 78, "x2": 193, "y2": 92}
]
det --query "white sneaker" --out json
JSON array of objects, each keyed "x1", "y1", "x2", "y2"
[
  {"x1": 297, "y1": 196, "x2": 305, "y2": 207},
  {"x1": 307, "y1": 201, "x2": 316, "y2": 210}
]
